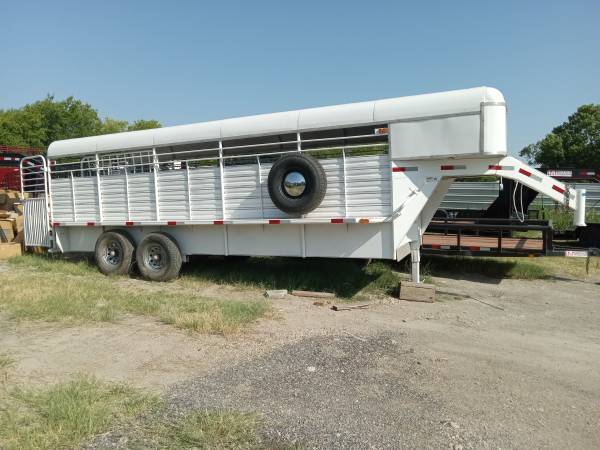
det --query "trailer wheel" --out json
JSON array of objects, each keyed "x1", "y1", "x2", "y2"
[
  {"x1": 95, "y1": 231, "x2": 135, "y2": 276},
  {"x1": 267, "y1": 153, "x2": 327, "y2": 215},
  {"x1": 136, "y1": 232, "x2": 182, "y2": 282}
]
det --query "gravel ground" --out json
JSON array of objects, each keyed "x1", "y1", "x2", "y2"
[{"x1": 168, "y1": 333, "x2": 461, "y2": 449}]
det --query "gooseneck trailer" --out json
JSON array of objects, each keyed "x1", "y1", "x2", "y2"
[{"x1": 20, "y1": 87, "x2": 586, "y2": 282}]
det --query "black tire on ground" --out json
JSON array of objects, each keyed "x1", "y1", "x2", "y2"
[
  {"x1": 136, "y1": 232, "x2": 182, "y2": 282},
  {"x1": 267, "y1": 153, "x2": 327, "y2": 215},
  {"x1": 95, "y1": 230, "x2": 135, "y2": 276}
]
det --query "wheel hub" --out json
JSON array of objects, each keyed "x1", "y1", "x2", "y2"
[
  {"x1": 283, "y1": 171, "x2": 306, "y2": 197},
  {"x1": 145, "y1": 244, "x2": 166, "y2": 271},
  {"x1": 104, "y1": 240, "x2": 122, "y2": 266}
]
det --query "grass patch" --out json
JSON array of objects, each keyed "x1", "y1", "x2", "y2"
[
  {"x1": 126, "y1": 410, "x2": 266, "y2": 449},
  {"x1": 2, "y1": 255, "x2": 270, "y2": 334},
  {"x1": 0, "y1": 375, "x2": 295, "y2": 450},
  {"x1": 535, "y1": 207, "x2": 600, "y2": 233},
  {"x1": 422, "y1": 255, "x2": 550, "y2": 280},
  {"x1": 0, "y1": 376, "x2": 157, "y2": 450},
  {"x1": 8, "y1": 254, "x2": 96, "y2": 276},
  {"x1": 422, "y1": 254, "x2": 600, "y2": 280},
  {"x1": 181, "y1": 257, "x2": 399, "y2": 298},
  {"x1": 512, "y1": 229, "x2": 543, "y2": 239},
  {"x1": 0, "y1": 354, "x2": 15, "y2": 371}
]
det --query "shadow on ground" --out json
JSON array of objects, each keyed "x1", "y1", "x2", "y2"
[{"x1": 181, "y1": 256, "x2": 396, "y2": 298}]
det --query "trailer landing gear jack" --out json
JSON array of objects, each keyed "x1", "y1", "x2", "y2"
[{"x1": 410, "y1": 241, "x2": 421, "y2": 283}]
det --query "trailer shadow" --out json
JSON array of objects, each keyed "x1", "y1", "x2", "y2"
[
  {"x1": 181, "y1": 256, "x2": 397, "y2": 299},
  {"x1": 419, "y1": 255, "x2": 550, "y2": 284}
]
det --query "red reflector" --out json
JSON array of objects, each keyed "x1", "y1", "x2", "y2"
[
  {"x1": 330, "y1": 218, "x2": 344, "y2": 224},
  {"x1": 430, "y1": 244, "x2": 441, "y2": 249},
  {"x1": 518, "y1": 168, "x2": 531, "y2": 177},
  {"x1": 125, "y1": 221, "x2": 134, "y2": 226},
  {"x1": 440, "y1": 165, "x2": 454, "y2": 170},
  {"x1": 392, "y1": 167, "x2": 406, "y2": 172},
  {"x1": 488, "y1": 165, "x2": 502, "y2": 170},
  {"x1": 213, "y1": 220, "x2": 224, "y2": 225},
  {"x1": 552, "y1": 185, "x2": 565, "y2": 194},
  {"x1": 469, "y1": 246, "x2": 480, "y2": 251},
  {"x1": 52, "y1": 222, "x2": 60, "y2": 227},
  {"x1": 268, "y1": 219, "x2": 280, "y2": 224},
  {"x1": 86, "y1": 222, "x2": 95, "y2": 227},
  {"x1": 167, "y1": 221, "x2": 177, "y2": 226}
]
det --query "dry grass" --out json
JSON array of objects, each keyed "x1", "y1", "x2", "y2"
[
  {"x1": 0, "y1": 376, "x2": 297, "y2": 450},
  {"x1": 2, "y1": 255, "x2": 271, "y2": 334},
  {"x1": 0, "y1": 376, "x2": 157, "y2": 450}
]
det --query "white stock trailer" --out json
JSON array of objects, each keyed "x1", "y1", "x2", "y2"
[{"x1": 20, "y1": 87, "x2": 586, "y2": 282}]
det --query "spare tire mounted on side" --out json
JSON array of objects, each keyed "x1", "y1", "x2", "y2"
[{"x1": 267, "y1": 153, "x2": 327, "y2": 215}]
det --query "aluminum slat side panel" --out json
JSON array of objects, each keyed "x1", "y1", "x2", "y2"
[
  {"x1": 50, "y1": 154, "x2": 392, "y2": 224},
  {"x1": 100, "y1": 174, "x2": 128, "y2": 221},
  {"x1": 128, "y1": 172, "x2": 157, "y2": 221},
  {"x1": 23, "y1": 197, "x2": 51, "y2": 247},
  {"x1": 72, "y1": 177, "x2": 100, "y2": 221},
  {"x1": 188, "y1": 166, "x2": 221, "y2": 220},
  {"x1": 50, "y1": 178, "x2": 75, "y2": 222},
  {"x1": 157, "y1": 170, "x2": 190, "y2": 220}
]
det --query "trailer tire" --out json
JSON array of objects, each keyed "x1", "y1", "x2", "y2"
[
  {"x1": 136, "y1": 232, "x2": 182, "y2": 282},
  {"x1": 267, "y1": 153, "x2": 327, "y2": 215},
  {"x1": 95, "y1": 231, "x2": 135, "y2": 276}
]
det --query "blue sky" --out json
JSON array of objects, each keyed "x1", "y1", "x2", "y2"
[{"x1": 2, "y1": 0, "x2": 599, "y2": 154}]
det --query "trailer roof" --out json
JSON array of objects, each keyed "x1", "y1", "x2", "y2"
[{"x1": 47, "y1": 86, "x2": 504, "y2": 158}]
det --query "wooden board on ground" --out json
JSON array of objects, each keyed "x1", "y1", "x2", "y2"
[
  {"x1": 0, "y1": 243, "x2": 22, "y2": 259},
  {"x1": 399, "y1": 281, "x2": 436, "y2": 303}
]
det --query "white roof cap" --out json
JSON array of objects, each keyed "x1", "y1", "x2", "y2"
[{"x1": 47, "y1": 86, "x2": 504, "y2": 158}]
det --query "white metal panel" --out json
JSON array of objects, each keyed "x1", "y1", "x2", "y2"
[
  {"x1": 127, "y1": 172, "x2": 157, "y2": 221},
  {"x1": 96, "y1": 129, "x2": 155, "y2": 152},
  {"x1": 390, "y1": 114, "x2": 481, "y2": 159},
  {"x1": 72, "y1": 177, "x2": 100, "y2": 221},
  {"x1": 157, "y1": 170, "x2": 189, "y2": 220},
  {"x1": 100, "y1": 174, "x2": 128, "y2": 220},
  {"x1": 221, "y1": 110, "x2": 299, "y2": 139},
  {"x1": 482, "y1": 104, "x2": 507, "y2": 155},
  {"x1": 298, "y1": 101, "x2": 374, "y2": 130},
  {"x1": 374, "y1": 87, "x2": 495, "y2": 122},
  {"x1": 188, "y1": 166, "x2": 222, "y2": 220},
  {"x1": 227, "y1": 224, "x2": 303, "y2": 256},
  {"x1": 154, "y1": 121, "x2": 221, "y2": 146},
  {"x1": 304, "y1": 223, "x2": 393, "y2": 258},
  {"x1": 50, "y1": 178, "x2": 75, "y2": 222}
]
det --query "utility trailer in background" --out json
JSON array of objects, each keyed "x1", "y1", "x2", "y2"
[{"x1": 20, "y1": 87, "x2": 587, "y2": 282}]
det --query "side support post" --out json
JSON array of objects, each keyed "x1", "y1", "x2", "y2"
[{"x1": 410, "y1": 240, "x2": 421, "y2": 283}]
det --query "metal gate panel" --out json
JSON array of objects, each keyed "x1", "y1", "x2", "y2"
[{"x1": 23, "y1": 197, "x2": 51, "y2": 247}]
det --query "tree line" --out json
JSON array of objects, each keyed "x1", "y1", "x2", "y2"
[
  {"x1": 520, "y1": 104, "x2": 600, "y2": 168},
  {"x1": 0, "y1": 95, "x2": 161, "y2": 149}
]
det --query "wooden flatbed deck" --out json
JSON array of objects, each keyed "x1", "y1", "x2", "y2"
[{"x1": 422, "y1": 233, "x2": 544, "y2": 252}]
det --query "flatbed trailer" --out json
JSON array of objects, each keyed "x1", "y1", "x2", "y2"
[{"x1": 20, "y1": 87, "x2": 587, "y2": 282}]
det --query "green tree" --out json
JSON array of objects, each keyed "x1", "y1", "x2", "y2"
[
  {"x1": 520, "y1": 104, "x2": 600, "y2": 167},
  {"x1": 0, "y1": 95, "x2": 162, "y2": 149},
  {"x1": 31, "y1": 95, "x2": 102, "y2": 145},
  {"x1": 99, "y1": 118, "x2": 129, "y2": 135},
  {"x1": 0, "y1": 107, "x2": 46, "y2": 148},
  {"x1": 127, "y1": 119, "x2": 161, "y2": 131}
]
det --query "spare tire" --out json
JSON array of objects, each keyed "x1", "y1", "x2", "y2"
[{"x1": 267, "y1": 153, "x2": 327, "y2": 215}]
